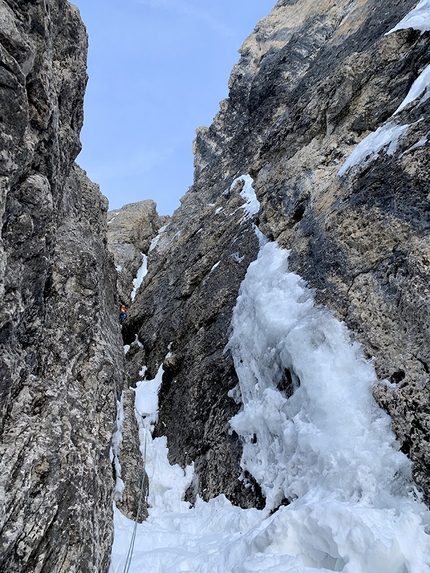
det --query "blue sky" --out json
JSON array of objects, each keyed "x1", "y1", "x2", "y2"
[{"x1": 73, "y1": 0, "x2": 275, "y2": 215}]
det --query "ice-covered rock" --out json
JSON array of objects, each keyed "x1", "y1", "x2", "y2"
[{"x1": 123, "y1": 0, "x2": 430, "y2": 508}]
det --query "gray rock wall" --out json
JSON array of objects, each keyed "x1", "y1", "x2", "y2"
[
  {"x1": 124, "y1": 0, "x2": 430, "y2": 508},
  {"x1": 107, "y1": 200, "x2": 169, "y2": 305},
  {"x1": 0, "y1": 2, "x2": 123, "y2": 571}
]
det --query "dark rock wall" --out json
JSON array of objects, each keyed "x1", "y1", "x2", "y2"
[
  {"x1": 124, "y1": 0, "x2": 430, "y2": 508},
  {"x1": 0, "y1": 2, "x2": 123, "y2": 571},
  {"x1": 124, "y1": 182, "x2": 264, "y2": 508}
]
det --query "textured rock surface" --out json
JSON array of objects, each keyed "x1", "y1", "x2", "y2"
[
  {"x1": 107, "y1": 201, "x2": 169, "y2": 305},
  {"x1": 0, "y1": 2, "x2": 123, "y2": 571},
  {"x1": 124, "y1": 179, "x2": 264, "y2": 508},
  {"x1": 123, "y1": 0, "x2": 430, "y2": 508},
  {"x1": 115, "y1": 386, "x2": 148, "y2": 522}
]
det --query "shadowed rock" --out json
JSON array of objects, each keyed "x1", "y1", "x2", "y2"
[{"x1": 0, "y1": 2, "x2": 123, "y2": 571}]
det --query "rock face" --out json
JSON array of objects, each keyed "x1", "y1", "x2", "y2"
[
  {"x1": 0, "y1": 2, "x2": 123, "y2": 572},
  {"x1": 123, "y1": 0, "x2": 430, "y2": 509},
  {"x1": 1, "y1": 0, "x2": 428, "y2": 566},
  {"x1": 107, "y1": 201, "x2": 169, "y2": 306}
]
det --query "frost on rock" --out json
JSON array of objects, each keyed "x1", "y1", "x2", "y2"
[{"x1": 338, "y1": 122, "x2": 409, "y2": 176}]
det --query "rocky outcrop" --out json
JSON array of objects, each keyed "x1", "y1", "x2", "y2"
[
  {"x1": 107, "y1": 201, "x2": 169, "y2": 305},
  {"x1": 0, "y1": 2, "x2": 123, "y2": 571},
  {"x1": 124, "y1": 179, "x2": 264, "y2": 508},
  {"x1": 107, "y1": 202, "x2": 169, "y2": 523},
  {"x1": 114, "y1": 385, "x2": 148, "y2": 522},
  {"x1": 123, "y1": 0, "x2": 430, "y2": 508}
]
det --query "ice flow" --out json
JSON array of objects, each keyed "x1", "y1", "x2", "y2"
[
  {"x1": 226, "y1": 240, "x2": 430, "y2": 572},
  {"x1": 110, "y1": 190, "x2": 430, "y2": 573}
]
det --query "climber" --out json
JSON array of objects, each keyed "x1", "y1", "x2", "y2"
[{"x1": 119, "y1": 306, "x2": 128, "y2": 323}]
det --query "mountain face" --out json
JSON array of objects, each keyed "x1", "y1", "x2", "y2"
[
  {"x1": 0, "y1": 0, "x2": 429, "y2": 570},
  {"x1": 107, "y1": 201, "x2": 169, "y2": 307},
  {"x1": 123, "y1": 0, "x2": 430, "y2": 511},
  {"x1": 0, "y1": 2, "x2": 123, "y2": 571}
]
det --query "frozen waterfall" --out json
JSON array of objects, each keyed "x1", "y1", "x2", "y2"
[{"x1": 110, "y1": 235, "x2": 430, "y2": 573}]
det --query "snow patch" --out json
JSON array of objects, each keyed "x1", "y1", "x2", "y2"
[
  {"x1": 108, "y1": 212, "x2": 119, "y2": 225},
  {"x1": 130, "y1": 253, "x2": 148, "y2": 302},
  {"x1": 149, "y1": 224, "x2": 169, "y2": 252},
  {"x1": 388, "y1": 0, "x2": 430, "y2": 34},
  {"x1": 338, "y1": 122, "x2": 409, "y2": 176},
  {"x1": 395, "y1": 63, "x2": 430, "y2": 114}
]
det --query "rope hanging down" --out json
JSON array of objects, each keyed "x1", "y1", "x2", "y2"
[{"x1": 122, "y1": 432, "x2": 147, "y2": 573}]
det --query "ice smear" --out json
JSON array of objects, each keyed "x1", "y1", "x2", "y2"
[
  {"x1": 388, "y1": 0, "x2": 430, "y2": 34},
  {"x1": 111, "y1": 392, "x2": 125, "y2": 501},
  {"x1": 149, "y1": 223, "x2": 169, "y2": 252},
  {"x1": 110, "y1": 178, "x2": 430, "y2": 572},
  {"x1": 130, "y1": 253, "x2": 147, "y2": 302},
  {"x1": 232, "y1": 174, "x2": 260, "y2": 219},
  {"x1": 338, "y1": 122, "x2": 409, "y2": 176},
  {"x1": 401, "y1": 133, "x2": 429, "y2": 156},
  {"x1": 395, "y1": 63, "x2": 430, "y2": 114}
]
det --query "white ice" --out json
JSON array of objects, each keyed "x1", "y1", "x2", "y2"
[
  {"x1": 134, "y1": 364, "x2": 164, "y2": 419},
  {"x1": 395, "y1": 63, "x2": 430, "y2": 114},
  {"x1": 135, "y1": 363, "x2": 194, "y2": 516},
  {"x1": 130, "y1": 253, "x2": 148, "y2": 302},
  {"x1": 111, "y1": 392, "x2": 125, "y2": 501},
  {"x1": 388, "y1": 0, "x2": 430, "y2": 34},
  {"x1": 401, "y1": 133, "x2": 429, "y2": 157},
  {"x1": 149, "y1": 223, "x2": 169, "y2": 253},
  {"x1": 338, "y1": 122, "x2": 409, "y2": 176},
  {"x1": 229, "y1": 174, "x2": 260, "y2": 220},
  {"x1": 110, "y1": 178, "x2": 430, "y2": 573},
  {"x1": 227, "y1": 241, "x2": 430, "y2": 572}
]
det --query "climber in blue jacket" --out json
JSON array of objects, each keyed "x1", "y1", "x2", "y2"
[{"x1": 120, "y1": 306, "x2": 128, "y2": 323}]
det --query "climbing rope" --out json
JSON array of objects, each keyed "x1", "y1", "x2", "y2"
[{"x1": 122, "y1": 432, "x2": 147, "y2": 573}]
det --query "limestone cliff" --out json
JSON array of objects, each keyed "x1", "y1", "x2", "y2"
[
  {"x1": 1, "y1": 0, "x2": 428, "y2": 568},
  {"x1": 0, "y1": 2, "x2": 123, "y2": 571},
  {"x1": 107, "y1": 200, "x2": 169, "y2": 306},
  {"x1": 123, "y1": 0, "x2": 430, "y2": 510}
]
